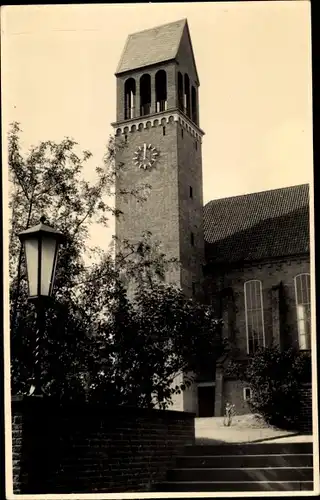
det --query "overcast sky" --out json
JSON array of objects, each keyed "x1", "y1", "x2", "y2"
[{"x1": 1, "y1": 1, "x2": 313, "y2": 252}]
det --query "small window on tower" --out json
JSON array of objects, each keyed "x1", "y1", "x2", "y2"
[
  {"x1": 189, "y1": 186, "x2": 193, "y2": 199},
  {"x1": 191, "y1": 232, "x2": 194, "y2": 246},
  {"x1": 181, "y1": 128, "x2": 184, "y2": 138},
  {"x1": 163, "y1": 126, "x2": 166, "y2": 136},
  {"x1": 195, "y1": 141, "x2": 198, "y2": 150},
  {"x1": 124, "y1": 134, "x2": 128, "y2": 143}
]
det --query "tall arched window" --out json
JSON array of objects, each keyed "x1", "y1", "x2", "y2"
[
  {"x1": 140, "y1": 74, "x2": 151, "y2": 116},
  {"x1": 155, "y1": 70, "x2": 167, "y2": 113},
  {"x1": 191, "y1": 86, "x2": 197, "y2": 125},
  {"x1": 124, "y1": 78, "x2": 136, "y2": 120},
  {"x1": 184, "y1": 73, "x2": 191, "y2": 118},
  {"x1": 244, "y1": 280, "x2": 265, "y2": 354},
  {"x1": 294, "y1": 273, "x2": 311, "y2": 350},
  {"x1": 219, "y1": 287, "x2": 236, "y2": 342},
  {"x1": 178, "y1": 72, "x2": 184, "y2": 112}
]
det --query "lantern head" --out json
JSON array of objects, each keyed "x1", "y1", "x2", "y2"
[{"x1": 18, "y1": 217, "x2": 65, "y2": 300}]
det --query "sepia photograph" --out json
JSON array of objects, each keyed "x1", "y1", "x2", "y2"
[{"x1": 1, "y1": 1, "x2": 318, "y2": 497}]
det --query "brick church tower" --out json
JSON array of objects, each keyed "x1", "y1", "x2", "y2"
[{"x1": 112, "y1": 19, "x2": 205, "y2": 303}]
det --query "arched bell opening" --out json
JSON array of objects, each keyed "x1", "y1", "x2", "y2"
[
  {"x1": 124, "y1": 78, "x2": 136, "y2": 120},
  {"x1": 155, "y1": 70, "x2": 167, "y2": 113},
  {"x1": 140, "y1": 74, "x2": 151, "y2": 117},
  {"x1": 184, "y1": 73, "x2": 191, "y2": 118}
]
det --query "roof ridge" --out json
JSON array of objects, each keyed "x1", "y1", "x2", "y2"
[
  {"x1": 126, "y1": 18, "x2": 187, "y2": 38},
  {"x1": 205, "y1": 183, "x2": 309, "y2": 206}
]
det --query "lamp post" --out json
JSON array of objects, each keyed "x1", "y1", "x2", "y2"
[{"x1": 18, "y1": 216, "x2": 65, "y2": 396}]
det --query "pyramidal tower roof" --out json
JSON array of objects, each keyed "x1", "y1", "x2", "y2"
[{"x1": 116, "y1": 18, "x2": 199, "y2": 82}]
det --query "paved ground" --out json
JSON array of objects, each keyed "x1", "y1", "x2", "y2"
[{"x1": 195, "y1": 414, "x2": 313, "y2": 444}]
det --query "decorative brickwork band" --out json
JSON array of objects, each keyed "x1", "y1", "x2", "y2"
[{"x1": 112, "y1": 108, "x2": 204, "y2": 141}]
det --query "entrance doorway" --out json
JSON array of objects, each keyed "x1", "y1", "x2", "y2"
[{"x1": 197, "y1": 385, "x2": 215, "y2": 417}]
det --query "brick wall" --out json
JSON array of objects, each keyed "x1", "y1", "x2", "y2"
[
  {"x1": 216, "y1": 378, "x2": 313, "y2": 426},
  {"x1": 207, "y1": 256, "x2": 310, "y2": 354},
  {"x1": 222, "y1": 380, "x2": 251, "y2": 416},
  {"x1": 11, "y1": 397, "x2": 195, "y2": 494},
  {"x1": 298, "y1": 383, "x2": 312, "y2": 434},
  {"x1": 177, "y1": 120, "x2": 204, "y2": 298},
  {"x1": 206, "y1": 256, "x2": 311, "y2": 418},
  {"x1": 115, "y1": 117, "x2": 204, "y2": 299}
]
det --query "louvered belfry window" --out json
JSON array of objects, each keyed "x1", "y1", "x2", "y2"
[
  {"x1": 294, "y1": 273, "x2": 311, "y2": 350},
  {"x1": 244, "y1": 280, "x2": 265, "y2": 354}
]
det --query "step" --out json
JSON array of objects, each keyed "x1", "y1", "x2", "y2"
[
  {"x1": 176, "y1": 453, "x2": 313, "y2": 468},
  {"x1": 184, "y1": 442, "x2": 313, "y2": 456},
  {"x1": 156, "y1": 480, "x2": 314, "y2": 492},
  {"x1": 168, "y1": 467, "x2": 313, "y2": 482}
]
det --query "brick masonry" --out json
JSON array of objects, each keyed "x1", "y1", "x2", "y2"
[
  {"x1": 206, "y1": 255, "x2": 311, "y2": 417},
  {"x1": 222, "y1": 380, "x2": 251, "y2": 416},
  {"x1": 206, "y1": 255, "x2": 310, "y2": 354},
  {"x1": 299, "y1": 383, "x2": 312, "y2": 433},
  {"x1": 11, "y1": 397, "x2": 195, "y2": 494},
  {"x1": 114, "y1": 117, "x2": 204, "y2": 300},
  {"x1": 114, "y1": 28, "x2": 204, "y2": 300},
  {"x1": 112, "y1": 25, "x2": 206, "y2": 415}
]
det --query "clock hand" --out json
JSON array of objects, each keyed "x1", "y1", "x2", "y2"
[{"x1": 143, "y1": 143, "x2": 146, "y2": 160}]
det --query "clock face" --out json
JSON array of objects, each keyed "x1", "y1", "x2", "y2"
[{"x1": 133, "y1": 143, "x2": 159, "y2": 170}]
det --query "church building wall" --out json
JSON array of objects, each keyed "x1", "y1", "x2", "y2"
[
  {"x1": 207, "y1": 254, "x2": 310, "y2": 416},
  {"x1": 207, "y1": 254, "x2": 310, "y2": 355}
]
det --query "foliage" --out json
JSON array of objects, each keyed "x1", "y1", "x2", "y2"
[
  {"x1": 86, "y1": 281, "x2": 225, "y2": 409},
  {"x1": 226, "y1": 344, "x2": 311, "y2": 429},
  {"x1": 8, "y1": 122, "x2": 224, "y2": 408}
]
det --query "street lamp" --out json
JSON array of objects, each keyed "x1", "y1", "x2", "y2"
[{"x1": 18, "y1": 216, "x2": 65, "y2": 396}]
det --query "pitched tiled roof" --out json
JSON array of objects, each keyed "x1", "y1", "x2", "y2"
[
  {"x1": 116, "y1": 19, "x2": 187, "y2": 74},
  {"x1": 204, "y1": 184, "x2": 310, "y2": 264}
]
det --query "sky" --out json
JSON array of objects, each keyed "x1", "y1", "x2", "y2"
[{"x1": 1, "y1": 1, "x2": 313, "y2": 252}]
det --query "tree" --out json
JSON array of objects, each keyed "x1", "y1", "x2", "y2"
[
  {"x1": 8, "y1": 121, "x2": 149, "y2": 397},
  {"x1": 87, "y1": 280, "x2": 225, "y2": 409},
  {"x1": 8, "y1": 122, "x2": 225, "y2": 408}
]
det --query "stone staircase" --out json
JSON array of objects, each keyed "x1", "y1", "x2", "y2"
[{"x1": 155, "y1": 442, "x2": 313, "y2": 492}]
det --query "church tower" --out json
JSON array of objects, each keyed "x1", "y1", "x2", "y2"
[{"x1": 112, "y1": 19, "x2": 205, "y2": 301}]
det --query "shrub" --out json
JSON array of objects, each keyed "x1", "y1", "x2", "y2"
[
  {"x1": 245, "y1": 345, "x2": 311, "y2": 429},
  {"x1": 226, "y1": 344, "x2": 311, "y2": 430}
]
